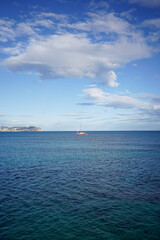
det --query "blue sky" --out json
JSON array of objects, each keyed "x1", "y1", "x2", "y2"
[{"x1": 0, "y1": 0, "x2": 160, "y2": 130}]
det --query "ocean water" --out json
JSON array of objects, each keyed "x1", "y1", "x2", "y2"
[{"x1": 0, "y1": 131, "x2": 160, "y2": 240}]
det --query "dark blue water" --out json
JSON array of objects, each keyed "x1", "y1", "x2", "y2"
[{"x1": 0, "y1": 131, "x2": 160, "y2": 240}]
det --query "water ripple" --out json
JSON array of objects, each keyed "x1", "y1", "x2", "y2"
[{"x1": 0, "y1": 131, "x2": 160, "y2": 240}]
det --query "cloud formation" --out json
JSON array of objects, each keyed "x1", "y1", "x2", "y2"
[
  {"x1": 0, "y1": 11, "x2": 155, "y2": 87},
  {"x1": 128, "y1": 0, "x2": 160, "y2": 8},
  {"x1": 0, "y1": 19, "x2": 16, "y2": 42},
  {"x1": 80, "y1": 87, "x2": 160, "y2": 120},
  {"x1": 142, "y1": 18, "x2": 160, "y2": 29},
  {"x1": 88, "y1": 0, "x2": 109, "y2": 10}
]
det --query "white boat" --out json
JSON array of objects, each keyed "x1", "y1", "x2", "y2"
[{"x1": 77, "y1": 125, "x2": 86, "y2": 135}]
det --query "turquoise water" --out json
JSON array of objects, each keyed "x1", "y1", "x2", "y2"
[{"x1": 0, "y1": 131, "x2": 160, "y2": 240}]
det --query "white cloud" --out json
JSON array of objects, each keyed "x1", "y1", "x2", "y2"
[
  {"x1": 65, "y1": 12, "x2": 134, "y2": 37},
  {"x1": 139, "y1": 93, "x2": 160, "y2": 103},
  {"x1": 2, "y1": 30, "x2": 152, "y2": 87},
  {"x1": 2, "y1": 43, "x2": 25, "y2": 55},
  {"x1": 82, "y1": 87, "x2": 109, "y2": 100},
  {"x1": 0, "y1": 19, "x2": 16, "y2": 42},
  {"x1": 106, "y1": 71, "x2": 118, "y2": 87},
  {"x1": 82, "y1": 87, "x2": 143, "y2": 108},
  {"x1": 1, "y1": 11, "x2": 154, "y2": 87},
  {"x1": 142, "y1": 18, "x2": 160, "y2": 42},
  {"x1": 32, "y1": 19, "x2": 54, "y2": 28},
  {"x1": 128, "y1": 0, "x2": 160, "y2": 8},
  {"x1": 147, "y1": 31, "x2": 160, "y2": 42},
  {"x1": 39, "y1": 12, "x2": 67, "y2": 21},
  {"x1": 142, "y1": 18, "x2": 160, "y2": 29},
  {"x1": 80, "y1": 87, "x2": 160, "y2": 118},
  {"x1": 0, "y1": 13, "x2": 64, "y2": 43},
  {"x1": 120, "y1": 9, "x2": 136, "y2": 21},
  {"x1": 88, "y1": 0, "x2": 109, "y2": 10},
  {"x1": 16, "y1": 22, "x2": 38, "y2": 37}
]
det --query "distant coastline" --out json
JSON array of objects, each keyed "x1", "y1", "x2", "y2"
[{"x1": 0, "y1": 126, "x2": 41, "y2": 132}]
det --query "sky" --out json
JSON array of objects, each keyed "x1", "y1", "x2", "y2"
[{"x1": 0, "y1": 0, "x2": 160, "y2": 131}]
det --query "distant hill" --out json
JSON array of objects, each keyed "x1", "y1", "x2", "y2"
[{"x1": 0, "y1": 126, "x2": 41, "y2": 132}]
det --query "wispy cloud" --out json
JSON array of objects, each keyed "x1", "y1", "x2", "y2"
[
  {"x1": 0, "y1": 113, "x2": 6, "y2": 117},
  {"x1": 0, "y1": 119, "x2": 36, "y2": 127},
  {"x1": 63, "y1": 112, "x2": 83, "y2": 116},
  {"x1": 79, "y1": 87, "x2": 160, "y2": 121},
  {"x1": 142, "y1": 18, "x2": 160, "y2": 29},
  {"x1": 65, "y1": 12, "x2": 135, "y2": 37},
  {"x1": 127, "y1": 0, "x2": 160, "y2": 8},
  {"x1": 63, "y1": 111, "x2": 102, "y2": 121},
  {"x1": 0, "y1": 112, "x2": 33, "y2": 127},
  {"x1": 88, "y1": 0, "x2": 109, "y2": 11},
  {"x1": 0, "y1": 19, "x2": 16, "y2": 42},
  {"x1": 120, "y1": 8, "x2": 136, "y2": 21},
  {"x1": 0, "y1": 11, "x2": 67, "y2": 43},
  {"x1": 142, "y1": 18, "x2": 160, "y2": 43}
]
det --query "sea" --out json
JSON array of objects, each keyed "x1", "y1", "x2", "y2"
[{"x1": 0, "y1": 131, "x2": 160, "y2": 240}]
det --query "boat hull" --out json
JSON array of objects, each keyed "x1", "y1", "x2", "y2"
[{"x1": 77, "y1": 132, "x2": 86, "y2": 135}]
